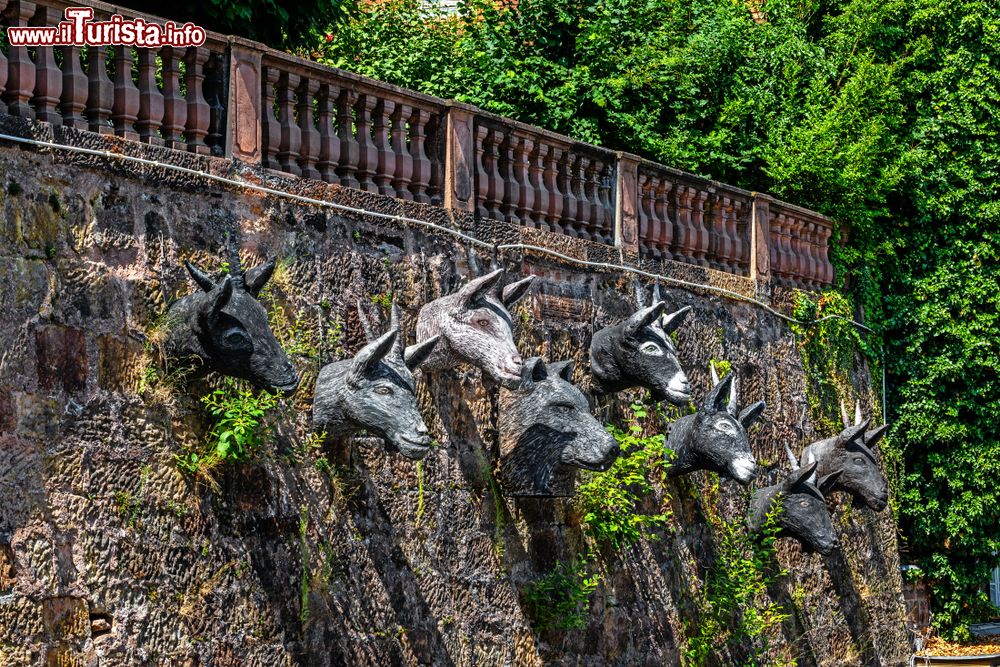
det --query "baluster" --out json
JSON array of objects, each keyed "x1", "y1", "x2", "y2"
[
  {"x1": 409, "y1": 108, "x2": 431, "y2": 203},
  {"x1": 789, "y1": 216, "x2": 805, "y2": 287},
  {"x1": 59, "y1": 46, "x2": 87, "y2": 129},
  {"x1": 4, "y1": 0, "x2": 36, "y2": 119},
  {"x1": 800, "y1": 220, "x2": 815, "y2": 287},
  {"x1": 818, "y1": 224, "x2": 834, "y2": 285},
  {"x1": 575, "y1": 157, "x2": 593, "y2": 238},
  {"x1": 474, "y1": 124, "x2": 490, "y2": 218},
  {"x1": 111, "y1": 47, "x2": 140, "y2": 140},
  {"x1": 513, "y1": 135, "x2": 534, "y2": 226},
  {"x1": 561, "y1": 154, "x2": 579, "y2": 237},
  {"x1": 586, "y1": 158, "x2": 604, "y2": 242},
  {"x1": 656, "y1": 178, "x2": 674, "y2": 261},
  {"x1": 184, "y1": 47, "x2": 211, "y2": 155},
  {"x1": 691, "y1": 189, "x2": 710, "y2": 267},
  {"x1": 542, "y1": 146, "x2": 562, "y2": 234},
  {"x1": 777, "y1": 214, "x2": 792, "y2": 283},
  {"x1": 426, "y1": 114, "x2": 443, "y2": 206},
  {"x1": 316, "y1": 83, "x2": 339, "y2": 184},
  {"x1": 86, "y1": 46, "x2": 114, "y2": 135},
  {"x1": 809, "y1": 220, "x2": 823, "y2": 287},
  {"x1": 336, "y1": 89, "x2": 359, "y2": 189},
  {"x1": 732, "y1": 198, "x2": 748, "y2": 274},
  {"x1": 637, "y1": 173, "x2": 652, "y2": 257},
  {"x1": 647, "y1": 175, "x2": 663, "y2": 259},
  {"x1": 297, "y1": 77, "x2": 320, "y2": 179},
  {"x1": 276, "y1": 71, "x2": 301, "y2": 175},
  {"x1": 529, "y1": 143, "x2": 548, "y2": 229},
  {"x1": 372, "y1": 98, "x2": 395, "y2": 196},
  {"x1": 390, "y1": 102, "x2": 413, "y2": 199},
  {"x1": 718, "y1": 195, "x2": 736, "y2": 273},
  {"x1": 485, "y1": 129, "x2": 504, "y2": 221},
  {"x1": 260, "y1": 66, "x2": 280, "y2": 169},
  {"x1": 204, "y1": 53, "x2": 226, "y2": 156},
  {"x1": 597, "y1": 162, "x2": 613, "y2": 244},
  {"x1": 159, "y1": 47, "x2": 186, "y2": 149},
  {"x1": 521, "y1": 137, "x2": 540, "y2": 227},
  {"x1": 498, "y1": 131, "x2": 517, "y2": 223},
  {"x1": 31, "y1": 5, "x2": 61, "y2": 124},
  {"x1": 354, "y1": 94, "x2": 378, "y2": 193},
  {"x1": 136, "y1": 49, "x2": 163, "y2": 145},
  {"x1": 674, "y1": 186, "x2": 696, "y2": 264},
  {"x1": 0, "y1": 0, "x2": 8, "y2": 113},
  {"x1": 706, "y1": 192, "x2": 722, "y2": 271}
]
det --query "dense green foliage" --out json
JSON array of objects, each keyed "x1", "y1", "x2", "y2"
[
  {"x1": 315, "y1": 0, "x2": 1000, "y2": 636},
  {"x1": 522, "y1": 554, "x2": 602, "y2": 631}
]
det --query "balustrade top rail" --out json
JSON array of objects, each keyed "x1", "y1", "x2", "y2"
[{"x1": 0, "y1": 0, "x2": 836, "y2": 290}]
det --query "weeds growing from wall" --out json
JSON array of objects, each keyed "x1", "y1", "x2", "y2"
[{"x1": 523, "y1": 553, "x2": 602, "y2": 632}]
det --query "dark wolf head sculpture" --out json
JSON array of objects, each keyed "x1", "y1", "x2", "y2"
[
  {"x1": 664, "y1": 365, "x2": 765, "y2": 485},
  {"x1": 748, "y1": 447, "x2": 844, "y2": 555},
  {"x1": 165, "y1": 247, "x2": 299, "y2": 394},
  {"x1": 312, "y1": 304, "x2": 439, "y2": 460},
  {"x1": 415, "y1": 269, "x2": 534, "y2": 387},
  {"x1": 498, "y1": 358, "x2": 620, "y2": 496},
  {"x1": 799, "y1": 400, "x2": 890, "y2": 511},
  {"x1": 590, "y1": 301, "x2": 692, "y2": 404}
]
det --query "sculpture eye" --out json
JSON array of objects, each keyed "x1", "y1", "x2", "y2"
[
  {"x1": 375, "y1": 386, "x2": 393, "y2": 396},
  {"x1": 715, "y1": 421, "x2": 735, "y2": 433},
  {"x1": 474, "y1": 317, "x2": 491, "y2": 329},
  {"x1": 221, "y1": 327, "x2": 250, "y2": 350},
  {"x1": 854, "y1": 456, "x2": 865, "y2": 465},
  {"x1": 639, "y1": 341, "x2": 664, "y2": 356},
  {"x1": 553, "y1": 403, "x2": 575, "y2": 414},
  {"x1": 799, "y1": 500, "x2": 810, "y2": 508}
]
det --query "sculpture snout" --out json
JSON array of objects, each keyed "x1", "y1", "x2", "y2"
[
  {"x1": 729, "y1": 454, "x2": 757, "y2": 485},
  {"x1": 667, "y1": 373, "x2": 691, "y2": 402}
]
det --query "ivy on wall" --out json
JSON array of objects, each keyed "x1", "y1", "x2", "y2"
[{"x1": 312, "y1": 0, "x2": 1000, "y2": 637}]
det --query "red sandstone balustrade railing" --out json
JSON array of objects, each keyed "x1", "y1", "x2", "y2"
[
  {"x1": 0, "y1": 0, "x2": 837, "y2": 291},
  {"x1": 257, "y1": 50, "x2": 445, "y2": 205},
  {"x1": 633, "y1": 160, "x2": 753, "y2": 277},
  {"x1": 470, "y1": 115, "x2": 617, "y2": 245},
  {"x1": 0, "y1": 0, "x2": 228, "y2": 155}
]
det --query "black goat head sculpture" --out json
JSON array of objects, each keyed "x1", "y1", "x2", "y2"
[
  {"x1": 748, "y1": 447, "x2": 844, "y2": 555},
  {"x1": 165, "y1": 248, "x2": 298, "y2": 394},
  {"x1": 414, "y1": 269, "x2": 534, "y2": 387},
  {"x1": 313, "y1": 303, "x2": 439, "y2": 460},
  {"x1": 590, "y1": 301, "x2": 693, "y2": 404},
  {"x1": 664, "y1": 365, "x2": 765, "y2": 485},
  {"x1": 799, "y1": 399, "x2": 890, "y2": 511},
  {"x1": 498, "y1": 357, "x2": 620, "y2": 496}
]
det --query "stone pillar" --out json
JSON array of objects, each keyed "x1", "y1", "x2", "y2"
[
  {"x1": 615, "y1": 152, "x2": 640, "y2": 256},
  {"x1": 228, "y1": 39, "x2": 262, "y2": 163},
  {"x1": 443, "y1": 101, "x2": 477, "y2": 213},
  {"x1": 751, "y1": 193, "x2": 772, "y2": 292}
]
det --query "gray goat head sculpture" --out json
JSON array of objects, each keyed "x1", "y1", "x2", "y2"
[
  {"x1": 748, "y1": 447, "x2": 844, "y2": 555},
  {"x1": 498, "y1": 358, "x2": 620, "y2": 496},
  {"x1": 664, "y1": 365, "x2": 765, "y2": 485},
  {"x1": 414, "y1": 269, "x2": 534, "y2": 387},
  {"x1": 312, "y1": 303, "x2": 439, "y2": 460},
  {"x1": 799, "y1": 400, "x2": 890, "y2": 511},
  {"x1": 590, "y1": 301, "x2": 693, "y2": 404},
  {"x1": 165, "y1": 248, "x2": 299, "y2": 394}
]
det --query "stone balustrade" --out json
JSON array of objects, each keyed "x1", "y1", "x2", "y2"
[{"x1": 0, "y1": 0, "x2": 836, "y2": 290}]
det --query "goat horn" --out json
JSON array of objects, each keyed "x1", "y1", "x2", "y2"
[
  {"x1": 855, "y1": 400, "x2": 863, "y2": 427},
  {"x1": 784, "y1": 443, "x2": 799, "y2": 469},
  {"x1": 840, "y1": 398, "x2": 850, "y2": 428},
  {"x1": 710, "y1": 361, "x2": 720, "y2": 387},
  {"x1": 727, "y1": 374, "x2": 738, "y2": 415},
  {"x1": 356, "y1": 299, "x2": 374, "y2": 343},
  {"x1": 226, "y1": 233, "x2": 244, "y2": 288},
  {"x1": 633, "y1": 279, "x2": 645, "y2": 308}
]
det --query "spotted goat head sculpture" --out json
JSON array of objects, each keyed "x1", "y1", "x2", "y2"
[
  {"x1": 312, "y1": 304, "x2": 439, "y2": 460},
  {"x1": 799, "y1": 400, "x2": 890, "y2": 511},
  {"x1": 166, "y1": 249, "x2": 299, "y2": 394},
  {"x1": 498, "y1": 358, "x2": 620, "y2": 496},
  {"x1": 748, "y1": 447, "x2": 844, "y2": 555},
  {"x1": 590, "y1": 301, "x2": 693, "y2": 404},
  {"x1": 664, "y1": 365, "x2": 765, "y2": 485},
  {"x1": 415, "y1": 269, "x2": 534, "y2": 387}
]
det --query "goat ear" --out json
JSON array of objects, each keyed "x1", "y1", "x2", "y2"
[
  {"x1": 244, "y1": 256, "x2": 277, "y2": 297},
  {"x1": 624, "y1": 301, "x2": 666, "y2": 337},
  {"x1": 349, "y1": 329, "x2": 397, "y2": 386},
  {"x1": 818, "y1": 468, "x2": 844, "y2": 495},
  {"x1": 457, "y1": 269, "x2": 504, "y2": 308},
  {"x1": 660, "y1": 305, "x2": 691, "y2": 334},
  {"x1": 837, "y1": 418, "x2": 871, "y2": 447},
  {"x1": 185, "y1": 260, "x2": 215, "y2": 292},
  {"x1": 520, "y1": 357, "x2": 548, "y2": 389},
  {"x1": 501, "y1": 275, "x2": 535, "y2": 308},
  {"x1": 864, "y1": 424, "x2": 889, "y2": 449},
  {"x1": 739, "y1": 401, "x2": 766, "y2": 428},
  {"x1": 702, "y1": 373, "x2": 733, "y2": 412},
  {"x1": 210, "y1": 275, "x2": 234, "y2": 314},
  {"x1": 548, "y1": 360, "x2": 575, "y2": 383},
  {"x1": 404, "y1": 335, "x2": 439, "y2": 371},
  {"x1": 785, "y1": 460, "x2": 818, "y2": 491}
]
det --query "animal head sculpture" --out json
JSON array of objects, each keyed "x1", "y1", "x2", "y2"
[
  {"x1": 498, "y1": 358, "x2": 620, "y2": 496},
  {"x1": 414, "y1": 269, "x2": 534, "y2": 387},
  {"x1": 312, "y1": 303, "x2": 439, "y2": 460},
  {"x1": 748, "y1": 447, "x2": 844, "y2": 555},
  {"x1": 590, "y1": 301, "x2": 693, "y2": 404},
  {"x1": 664, "y1": 365, "x2": 765, "y2": 485},
  {"x1": 799, "y1": 400, "x2": 890, "y2": 511},
  {"x1": 165, "y1": 247, "x2": 299, "y2": 394}
]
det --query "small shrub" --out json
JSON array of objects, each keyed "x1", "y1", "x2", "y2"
[{"x1": 523, "y1": 554, "x2": 601, "y2": 632}]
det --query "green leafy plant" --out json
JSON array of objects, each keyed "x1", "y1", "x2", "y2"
[
  {"x1": 523, "y1": 553, "x2": 602, "y2": 632},
  {"x1": 575, "y1": 401, "x2": 673, "y2": 550}
]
